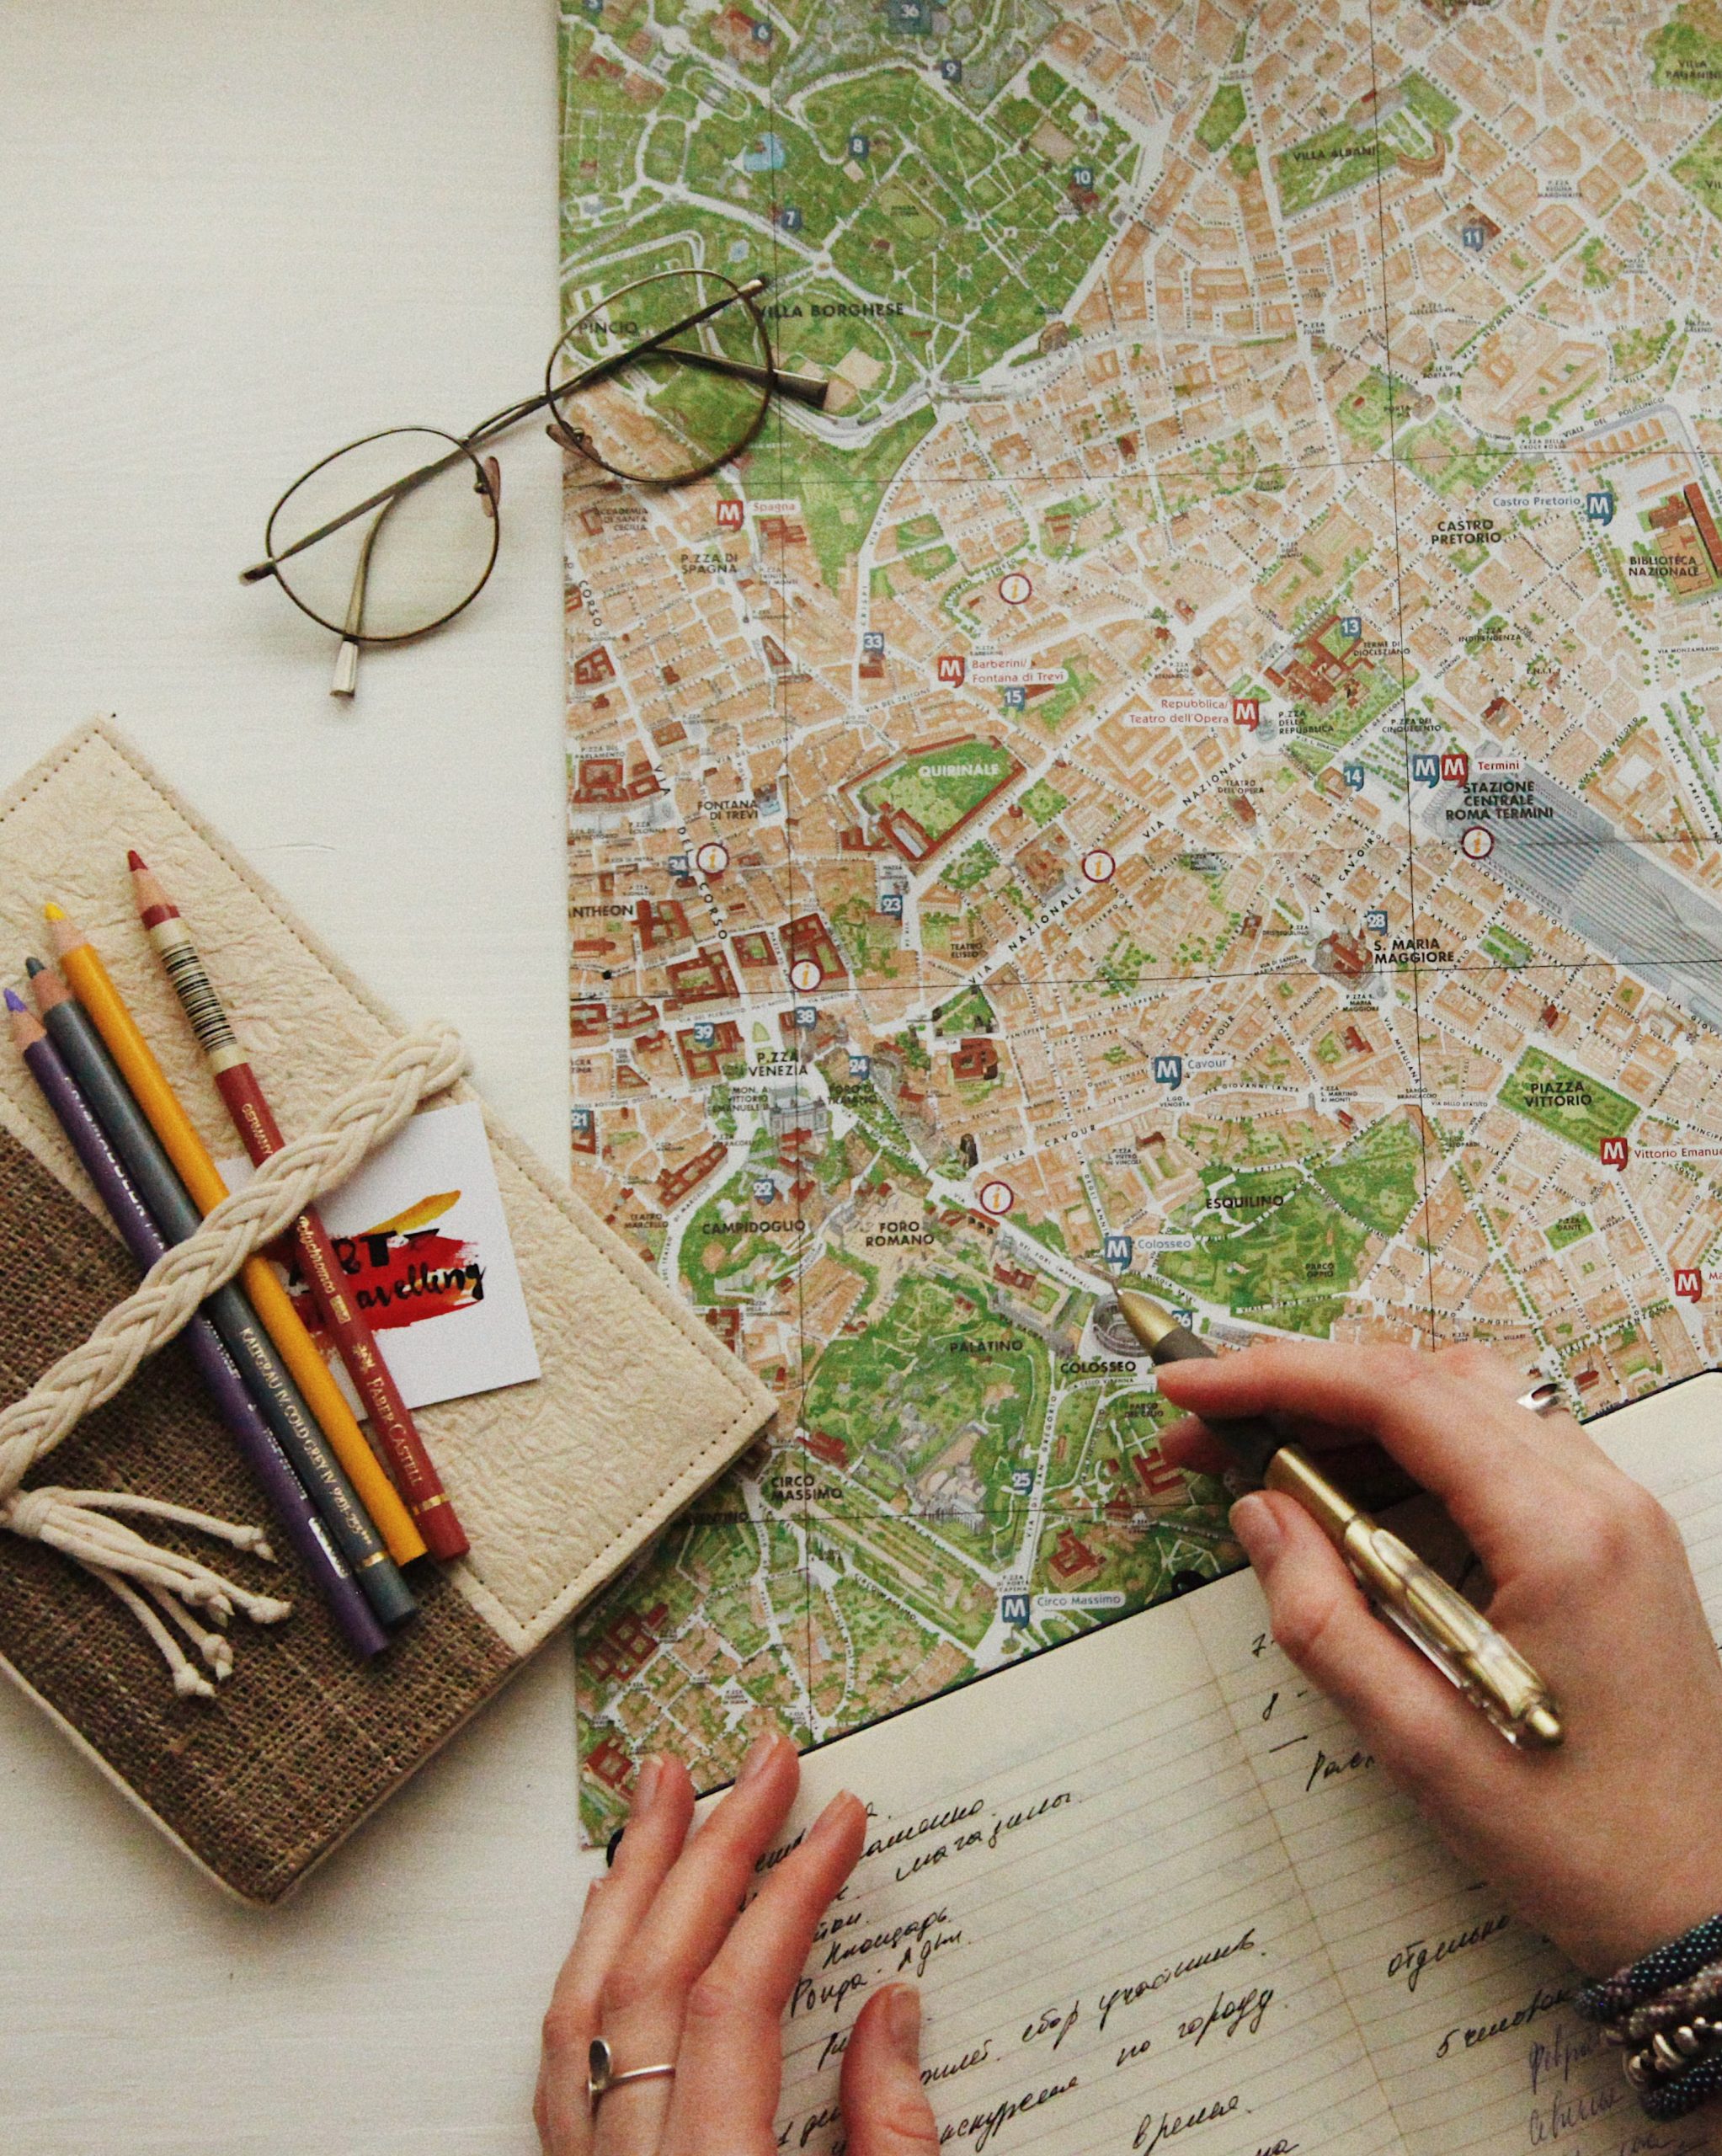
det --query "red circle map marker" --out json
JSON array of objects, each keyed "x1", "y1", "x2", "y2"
[
  {"x1": 1460, "y1": 825, "x2": 1494, "y2": 860},
  {"x1": 695, "y1": 841, "x2": 729, "y2": 876},
  {"x1": 998, "y1": 571, "x2": 1032, "y2": 606},
  {"x1": 978, "y1": 1179, "x2": 1015, "y2": 1216},
  {"x1": 789, "y1": 958, "x2": 823, "y2": 991},
  {"x1": 1081, "y1": 848, "x2": 1116, "y2": 884}
]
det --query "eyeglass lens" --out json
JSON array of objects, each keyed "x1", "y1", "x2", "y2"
[
  {"x1": 264, "y1": 426, "x2": 501, "y2": 643},
  {"x1": 548, "y1": 268, "x2": 771, "y2": 485}
]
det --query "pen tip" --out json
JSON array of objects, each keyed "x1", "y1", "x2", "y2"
[
  {"x1": 126, "y1": 849, "x2": 147, "y2": 873},
  {"x1": 42, "y1": 901, "x2": 65, "y2": 923},
  {"x1": 1114, "y1": 1288, "x2": 1181, "y2": 1349},
  {"x1": 23, "y1": 955, "x2": 44, "y2": 978},
  {"x1": 3, "y1": 988, "x2": 23, "y2": 1013}
]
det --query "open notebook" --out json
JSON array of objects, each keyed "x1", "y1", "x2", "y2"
[{"x1": 694, "y1": 1373, "x2": 1722, "y2": 2156}]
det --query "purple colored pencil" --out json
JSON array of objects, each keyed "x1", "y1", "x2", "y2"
[{"x1": 6, "y1": 987, "x2": 387, "y2": 1659}]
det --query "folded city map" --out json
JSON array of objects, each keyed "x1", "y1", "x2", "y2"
[{"x1": 559, "y1": 0, "x2": 1722, "y2": 1833}]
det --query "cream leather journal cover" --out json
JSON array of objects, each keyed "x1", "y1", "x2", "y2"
[{"x1": 0, "y1": 722, "x2": 775, "y2": 1902}]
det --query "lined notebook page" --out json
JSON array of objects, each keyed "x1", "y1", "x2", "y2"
[
  {"x1": 725, "y1": 1374, "x2": 1722, "y2": 2156},
  {"x1": 1200, "y1": 1570, "x2": 1613, "y2": 2155},
  {"x1": 770, "y1": 1588, "x2": 1399, "y2": 2156}
]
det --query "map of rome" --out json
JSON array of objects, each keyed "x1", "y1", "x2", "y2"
[{"x1": 561, "y1": 0, "x2": 1722, "y2": 1835}]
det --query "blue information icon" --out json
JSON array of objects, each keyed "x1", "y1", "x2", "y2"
[
  {"x1": 1004, "y1": 685, "x2": 1026, "y2": 710},
  {"x1": 694, "y1": 1020, "x2": 716, "y2": 1045},
  {"x1": 1461, "y1": 221, "x2": 1486, "y2": 251},
  {"x1": 941, "y1": 56, "x2": 962, "y2": 82},
  {"x1": 669, "y1": 853, "x2": 690, "y2": 876},
  {"x1": 862, "y1": 629, "x2": 885, "y2": 653},
  {"x1": 881, "y1": 892, "x2": 904, "y2": 916},
  {"x1": 1365, "y1": 908, "x2": 1388, "y2": 932},
  {"x1": 1343, "y1": 762, "x2": 1365, "y2": 792},
  {"x1": 849, "y1": 1053, "x2": 872, "y2": 1080},
  {"x1": 1010, "y1": 1469, "x2": 1033, "y2": 1497},
  {"x1": 777, "y1": 204, "x2": 802, "y2": 232},
  {"x1": 1073, "y1": 163, "x2": 1094, "y2": 189},
  {"x1": 572, "y1": 1107, "x2": 593, "y2": 1134},
  {"x1": 1340, "y1": 615, "x2": 1362, "y2": 640},
  {"x1": 751, "y1": 16, "x2": 772, "y2": 40},
  {"x1": 754, "y1": 1175, "x2": 776, "y2": 1203},
  {"x1": 795, "y1": 1003, "x2": 818, "y2": 1028},
  {"x1": 849, "y1": 132, "x2": 870, "y2": 160}
]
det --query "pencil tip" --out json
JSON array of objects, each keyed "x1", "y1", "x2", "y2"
[
  {"x1": 126, "y1": 849, "x2": 147, "y2": 873},
  {"x1": 3, "y1": 989, "x2": 23, "y2": 1013},
  {"x1": 42, "y1": 901, "x2": 65, "y2": 922},
  {"x1": 23, "y1": 956, "x2": 44, "y2": 978}
]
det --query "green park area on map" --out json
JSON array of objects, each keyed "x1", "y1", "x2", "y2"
[
  {"x1": 1500, "y1": 1049, "x2": 1642, "y2": 1156},
  {"x1": 561, "y1": 0, "x2": 1722, "y2": 1833}
]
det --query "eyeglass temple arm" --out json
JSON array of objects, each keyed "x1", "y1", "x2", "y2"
[
  {"x1": 239, "y1": 412, "x2": 534, "y2": 584},
  {"x1": 330, "y1": 494, "x2": 395, "y2": 698},
  {"x1": 652, "y1": 345, "x2": 829, "y2": 408}
]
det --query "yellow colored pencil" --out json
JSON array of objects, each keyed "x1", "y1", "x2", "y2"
[{"x1": 44, "y1": 903, "x2": 427, "y2": 1567}]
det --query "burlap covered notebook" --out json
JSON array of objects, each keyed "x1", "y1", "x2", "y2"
[{"x1": 0, "y1": 722, "x2": 775, "y2": 1903}]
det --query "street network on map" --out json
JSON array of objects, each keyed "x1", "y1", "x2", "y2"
[{"x1": 560, "y1": 0, "x2": 1722, "y2": 1833}]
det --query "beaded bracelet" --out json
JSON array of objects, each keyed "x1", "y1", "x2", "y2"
[{"x1": 1577, "y1": 1916, "x2": 1722, "y2": 2121}]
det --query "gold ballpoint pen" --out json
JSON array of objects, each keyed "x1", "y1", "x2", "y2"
[{"x1": 1114, "y1": 1290, "x2": 1563, "y2": 1749}]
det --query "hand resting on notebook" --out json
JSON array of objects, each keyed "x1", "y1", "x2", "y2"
[
  {"x1": 535, "y1": 1729, "x2": 938, "y2": 2156},
  {"x1": 1158, "y1": 1338, "x2": 1722, "y2": 1978}
]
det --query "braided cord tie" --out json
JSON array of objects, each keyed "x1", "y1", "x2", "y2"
[{"x1": 0, "y1": 1022, "x2": 467, "y2": 1695}]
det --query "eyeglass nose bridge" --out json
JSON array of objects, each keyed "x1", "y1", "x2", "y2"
[{"x1": 476, "y1": 456, "x2": 502, "y2": 519}]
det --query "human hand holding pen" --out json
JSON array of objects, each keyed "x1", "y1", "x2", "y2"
[{"x1": 1158, "y1": 1339, "x2": 1722, "y2": 1977}]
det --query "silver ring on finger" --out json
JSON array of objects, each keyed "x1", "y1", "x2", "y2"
[
  {"x1": 1517, "y1": 1380, "x2": 1562, "y2": 1417},
  {"x1": 589, "y1": 2036, "x2": 677, "y2": 2115}
]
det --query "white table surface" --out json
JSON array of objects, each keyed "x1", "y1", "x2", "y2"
[{"x1": 0, "y1": 5, "x2": 587, "y2": 2148}]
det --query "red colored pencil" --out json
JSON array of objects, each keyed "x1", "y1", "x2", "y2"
[{"x1": 130, "y1": 852, "x2": 469, "y2": 1560}]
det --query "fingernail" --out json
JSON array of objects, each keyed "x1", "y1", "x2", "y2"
[
  {"x1": 629, "y1": 1754, "x2": 664, "y2": 1815},
  {"x1": 886, "y1": 1984, "x2": 921, "y2": 2059},
  {"x1": 1231, "y1": 1492, "x2": 1282, "y2": 1572},
  {"x1": 807, "y1": 1789, "x2": 860, "y2": 1849},
  {"x1": 738, "y1": 1730, "x2": 782, "y2": 1785}
]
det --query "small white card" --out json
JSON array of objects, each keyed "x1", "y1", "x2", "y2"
[{"x1": 226, "y1": 1100, "x2": 540, "y2": 1416}]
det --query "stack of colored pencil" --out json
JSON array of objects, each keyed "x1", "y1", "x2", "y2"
[{"x1": 6, "y1": 863, "x2": 470, "y2": 1671}]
